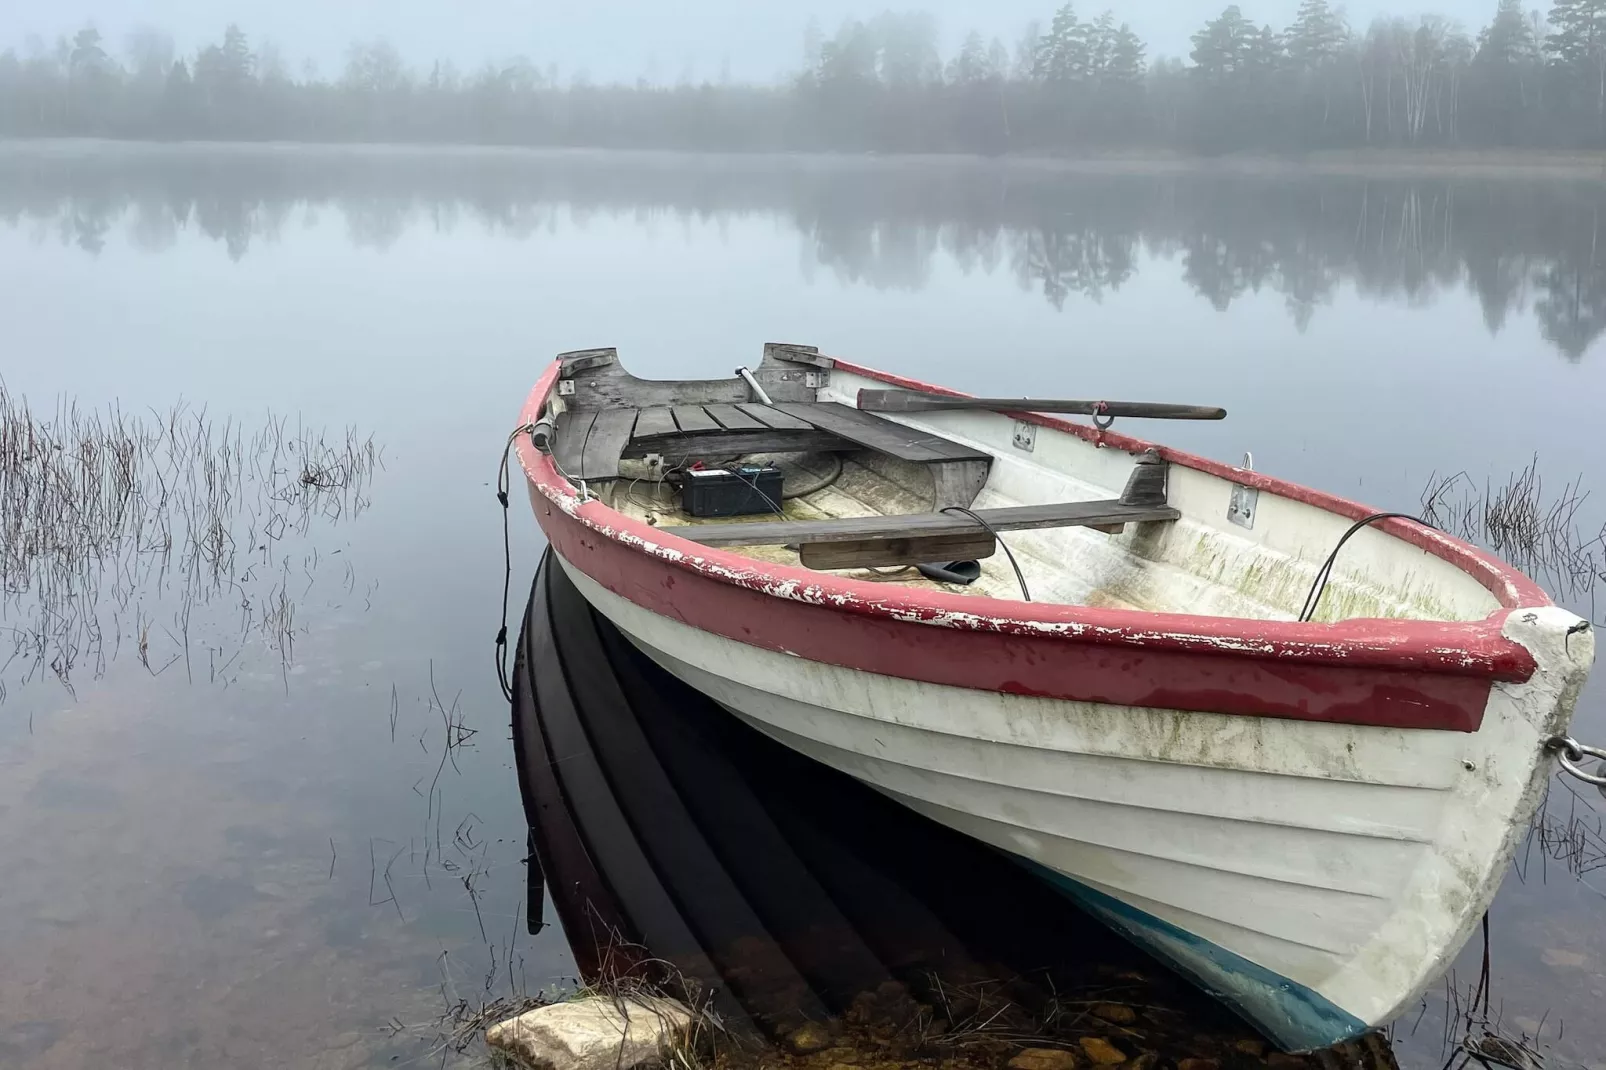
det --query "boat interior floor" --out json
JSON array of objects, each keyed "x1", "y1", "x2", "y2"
[
  {"x1": 597, "y1": 450, "x2": 1268, "y2": 615},
  {"x1": 552, "y1": 395, "x2": 1481, "y2": 624}
]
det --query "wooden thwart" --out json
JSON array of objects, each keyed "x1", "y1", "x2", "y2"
[
  {"x1": 768, "y1": 402, "x2": 989, "y2": 464},
  {"x1": 662, "y1": 499, "x2": 1179, "y2": 548},
  {"x1": 799, "y1": 533, "x2": 996, "y2": 570}
]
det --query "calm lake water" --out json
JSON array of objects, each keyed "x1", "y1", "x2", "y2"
[{"x1": 1, "y1": 142, "x2": 1604, "y2": 1070}]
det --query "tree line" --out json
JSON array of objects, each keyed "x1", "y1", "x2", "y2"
[
  {"x1": 7, "y1": 1, "x2": 1606, "y2": 152},
  {"x1": 5, "y1": 147, "x2": 1603, "y2": 359}
]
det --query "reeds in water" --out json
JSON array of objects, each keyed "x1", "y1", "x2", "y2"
[
  {"x1": 1420, "y1": 457, "x2": 1606, "y2": 609},
  {"x1": 0, "y1": 379, "x2": 381, "y2": 696}
]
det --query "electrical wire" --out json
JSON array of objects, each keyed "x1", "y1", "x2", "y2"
[
  {"x1": 940, "y1": 505, "x2": 1031, "y2": 602},
  {"x1": 773, "y1": 453, "x2": 844, "y2": 500},
  {"x1": 1297, "y1": 511, "x2": 1430, "y2": 623}
]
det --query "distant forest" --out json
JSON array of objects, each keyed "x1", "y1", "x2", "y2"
[{"x1": 9, "y1": 0, "x2": 1606, "y2": 153}]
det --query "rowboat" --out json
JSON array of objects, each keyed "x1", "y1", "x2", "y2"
[
  {"x1": 509, "y1": 548, "x2": 1401, "y2": 1067},
  {"x1": 514, "y1": 343, "x2": 1595, "y2": 1052}
]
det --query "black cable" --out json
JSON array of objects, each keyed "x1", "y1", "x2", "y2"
[
  {"x1": 940, "y1": 505, "x2": 1031, "y2": 602},
  {"x1": 777, "y1": 453, "x2": 844, "y2": 500},
  {"x1": 1298, "y1": 511, "x2": 1431, "y2": 623},
  {"x1": 494, "y1": 424, "x2": 533, "y2": 703}
]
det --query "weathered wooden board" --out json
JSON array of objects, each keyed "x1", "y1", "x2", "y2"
[
  {"x1": 556, "y1": 354, "x2": 818, "y2": 410},
  {"x1": 633, "y1": 407, "x2": 678, "y2": 438},
  {"x1": 799, "y1": 533, "x2": 997, "y2": 570},
  {"x1": 552, "y1": 411, "x2": 597, "y2": 478},
  {"x1": 662, "y1": 500, "x2": 1180, "y2": 547},
  {"x1": 737, "y1": 404, "x2": 814, "y2": 431},
  {"x1": 672, "y1": 407, "x2": 722, "y2": 433},
  {"x1": 770, "y1": 403, "x2": 990, "y2": 464},
  {"x1": 621, "y1": 430, "x2": 849, "y2": 460},
  {"x1": 703, "y1": 404, "x2": 767, "y2": 430},
  {"x1": 579, "y1": 408, "x2": 639, "y2": 480}
]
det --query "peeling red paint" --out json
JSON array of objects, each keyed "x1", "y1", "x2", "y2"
[{"x1": 515, "y1": 358, "x2": 1547, "y2": 733}]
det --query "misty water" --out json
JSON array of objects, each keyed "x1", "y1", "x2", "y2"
[{"x1": 2, "y1": 142, "x2": 1604, "y2": 1070}]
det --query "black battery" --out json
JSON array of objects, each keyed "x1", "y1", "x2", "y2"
[{"x1": 681, "y1": 465, "x2": 784, "y2": 518}]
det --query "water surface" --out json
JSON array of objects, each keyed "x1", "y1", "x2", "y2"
[{"x1": 1, "y1": 142, "x2": 1603, "y2": 1070}]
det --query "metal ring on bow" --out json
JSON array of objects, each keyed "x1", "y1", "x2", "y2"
[
  {"x1": 1545, "y1": 735, "x2": 1606, "y2": 787},
  {"x1": 1092, "y1": 402, "x2": 1115, "y2": 431}
]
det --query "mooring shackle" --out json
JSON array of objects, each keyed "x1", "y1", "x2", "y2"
[
  {"x1": 1545, "y1": 735, "x2": 1606, "y2": 788},
  {"x1": 1092, "y1": 400, "x2": 1115, "y2": 431}
]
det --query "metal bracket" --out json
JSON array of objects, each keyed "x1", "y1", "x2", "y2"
[
  {"x1": 1011, "y1": 421, "x2": 1037, "y2": 452},
  {"x1": 1228, "y1": 484, "x2": 1258, "y2": 529},
  {"x1": 804, "y1": 370, "x2": 828, "y2": 389},
  {"x1": 557, "y1": 379, "x2": 576, "y2": 396}
]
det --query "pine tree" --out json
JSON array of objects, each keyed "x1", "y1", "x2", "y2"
[
  {"x1": 1478, "y1": 0, "x2": 1534, "y2": 66},
  {"x1": 1547, "y1": 0, "x2": 1606, "y2": 124},
  {"x1": 69, "y1": 26, "x2": 106, "y2": 72},
  {"x1": 948, "y1": 30, "x2": 990, "y2": 84},
  {"x1": 1107, "y1": 24, "x2": 1147, "y2": 84},
  {"x1": 1286, "y1": 0, "x2": 1348, "y2": 69},
  {"x1": 1548, "y1": 0, "x2": 1606, "y2": 66},
  {"x1": 1036, "y1": 4, "x2": 1091, "y2": 82},
  {"x1": 1191, "y1": 6, "x2": 1256, "y2": 83}
]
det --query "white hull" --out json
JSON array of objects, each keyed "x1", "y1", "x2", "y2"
[{"x1": 555, "y1": 552, "x2": 1590, "y2": 1050}]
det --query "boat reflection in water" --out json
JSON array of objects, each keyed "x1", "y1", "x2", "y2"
[{"x1": 511, "y1": 550, "x2": 1400, "y2": 1067}]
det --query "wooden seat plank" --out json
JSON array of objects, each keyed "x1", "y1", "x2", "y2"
[
  {"x1": 769, "y1": 403, "x2": 989, "y2": 464},
  {"x1": 736, "y1": 404, "x2": 814, "y2": 431},
  {"x1": 553, "y1": 411, "x2": 597, "y2": 478},
  {"x1": 661, "y1": 500, "x2": 1179, "y2": 547},
  {"x1": 703, "y1": 404, "x2": 767, "y2": 430},
  {"x1": 634, "y1": 406, "x2": 678, "y2": 438},
  {"x1": 578, "y1": 408, "x2": 639, "y2": 480},
  {"x1": 673, "y1": 406, "x2": 721, "y2": 433}
]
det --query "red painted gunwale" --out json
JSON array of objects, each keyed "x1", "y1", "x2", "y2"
[{"x1": 516, "y1": 358, "x2": 1549, "y2": 733}]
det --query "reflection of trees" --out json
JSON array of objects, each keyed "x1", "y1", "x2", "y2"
[
  {"x1": 1011, "y1": 226, "x2": 1136, "y2": 309},
  {"x1": 1535, "y1": 257, "x2": 1606, "y2": 362},
  {"x1": 4, "y1": 148, "x2": 1606, "y2": 359},
  {"x1": 804, "y1": 218, "x2": 939, "y2": 291}
]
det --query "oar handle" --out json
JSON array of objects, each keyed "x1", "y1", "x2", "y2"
[{"x1": 858, "y1": 389, "x2": 1227, "y2": 421}]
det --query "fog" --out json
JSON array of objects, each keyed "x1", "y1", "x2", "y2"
[
  {"x1": 2, "y1": 0, "x2": 1599, "y2": 156},
  {"x1": 1, "y1": 0, "x2": 1521, "y2": 82}
]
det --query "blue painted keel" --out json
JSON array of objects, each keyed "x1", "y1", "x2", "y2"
[{"x1": 1018, "y1": 858, "x2": 1371, "y2": 1052}]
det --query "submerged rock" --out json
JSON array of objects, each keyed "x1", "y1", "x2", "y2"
[
  {"x1": 786, "y1": 1021, "x2": 836, "y2": 1054},
  {"x1": 486, "y1": 995, "x2": 695, "y2": 1070}
]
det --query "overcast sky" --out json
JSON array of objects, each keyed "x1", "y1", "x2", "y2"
[{"x1": 1, "y1": 0, "x2": 1513, "y2": 83}]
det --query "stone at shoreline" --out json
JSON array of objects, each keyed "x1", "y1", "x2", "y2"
[
  {"x1": 1091, "y1": 1004, "x2": 1137, "y2": 1025},
  {"x1": 1008, "y1": 1046, "x2": 1080, "y2": 1070},
  {"x1": 486, "y1": 995, "x2": 695, "y2": 1070},
  {"x1": 1176, "y1": 1059, "x2": 1219, "y2": 1070},
  {"x1": 1079, "y1": 1037, "x2": 1126, "y2": 1065}
]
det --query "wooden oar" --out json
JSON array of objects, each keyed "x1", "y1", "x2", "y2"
[{"x1": 857, "y1": 389, "x2": 1226, "y2": 421}]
